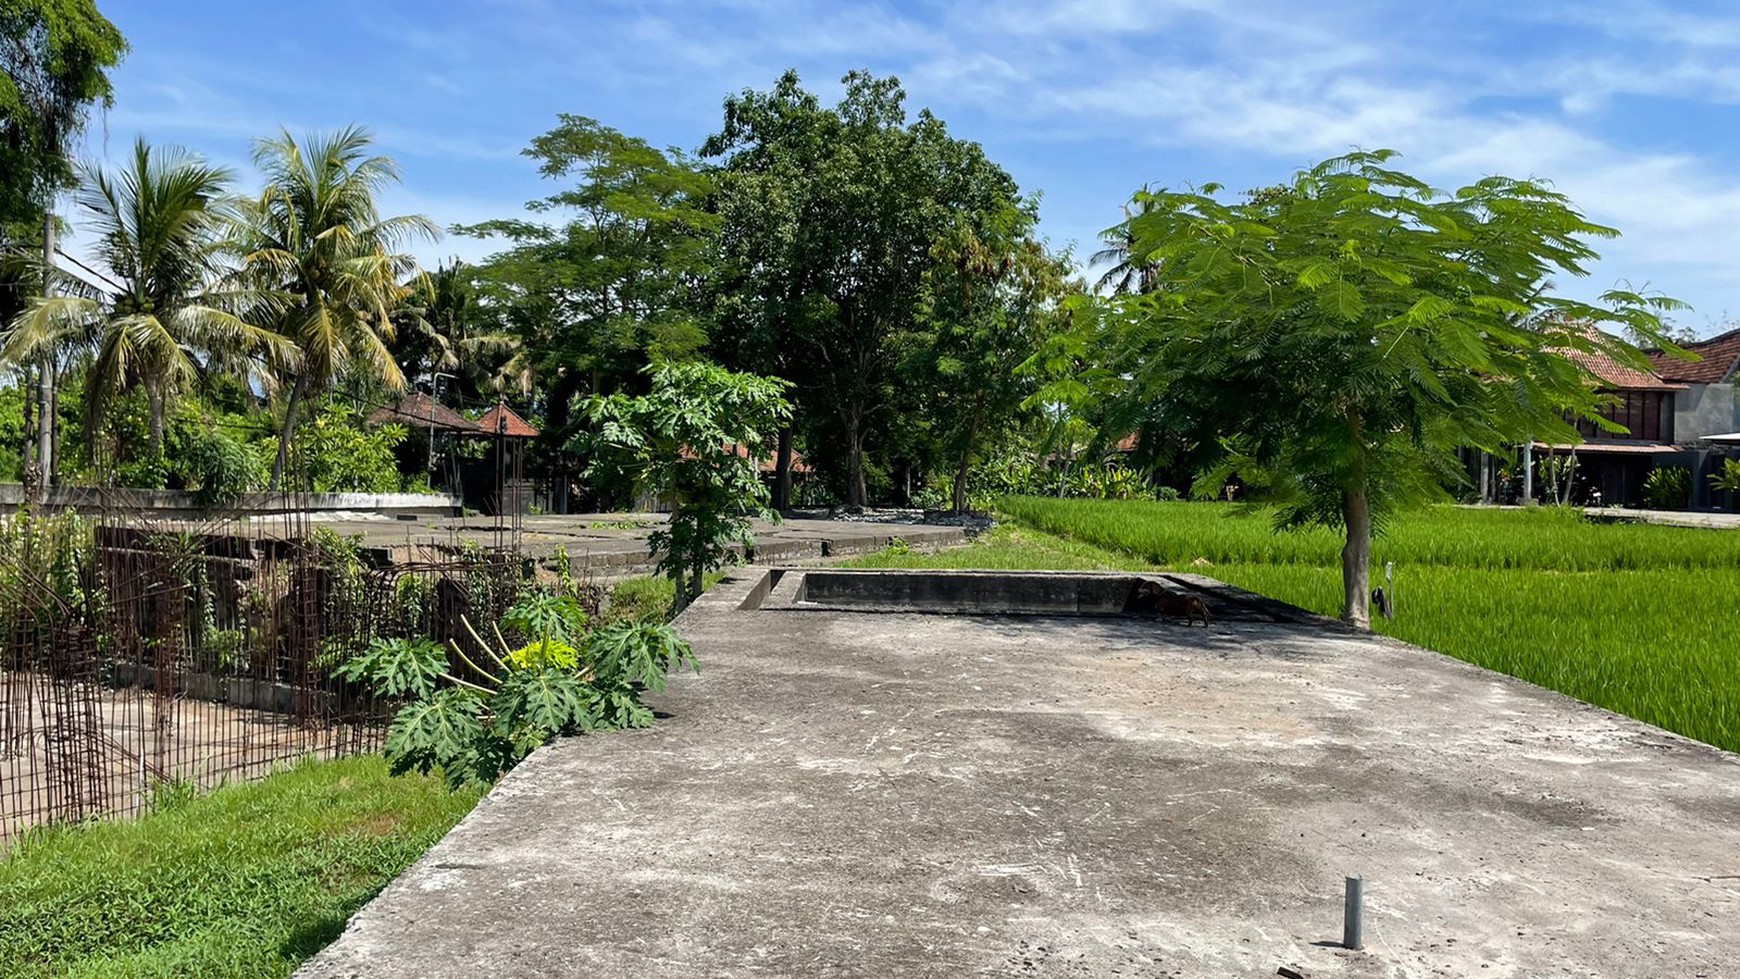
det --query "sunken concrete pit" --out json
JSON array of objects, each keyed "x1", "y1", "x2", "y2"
[{"x1": 298, "y1": 568, "x2": 1740, "y2": 978}]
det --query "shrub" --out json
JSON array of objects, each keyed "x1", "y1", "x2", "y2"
[
  {"x1": 1643, "y1": 466, "x2": 1692, "y2": 510},
  {"x1": 340, "y1": 591, "x2": 698, "y2": 787},
  {"x1": 292, "y1": 402, "x2": 406, "y2": 494},
  {"x1": 1710, "y1": 458, "x2": 1740, "y2": 497},
  {"x1": 174, "y1": 426, "x2": 266, "y2": 507}
]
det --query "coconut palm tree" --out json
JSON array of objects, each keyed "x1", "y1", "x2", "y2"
[
  {"x1": 234, "y1": 126, "x2": 437, "y2": 490},
  {"x1": 1, "y1": 138, "x2": 287, "y2": 461},
  {"x1": 1089, "y1": 190, "x2": 1161, "y2": 296}
]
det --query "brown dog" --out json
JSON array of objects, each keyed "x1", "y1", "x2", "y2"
[
  {"x1": 1126, "y1": 579, "x2": 1212, "y2": 627},
  {"x1": 1157, "y1": 591, "x2": 1212, "y2": 627}
]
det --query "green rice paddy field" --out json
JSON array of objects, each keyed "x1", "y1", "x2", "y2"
[{"x1": 851, "y1": 498, "x2": 1740, "y2": 753}]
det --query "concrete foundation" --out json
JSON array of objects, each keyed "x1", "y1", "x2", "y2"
[{"x1": 297, "y1": 569, "x2": 1740, "y2": 978}]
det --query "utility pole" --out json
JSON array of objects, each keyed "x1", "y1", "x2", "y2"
[{"x1": 37, "y1": 208, "x2": 54, "y2": 487}]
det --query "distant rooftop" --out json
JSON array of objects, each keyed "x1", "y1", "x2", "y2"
[
  {"x1": 366, "y1": 392, "x2": 483, "y2": 433},
  {"x1": 1648, "y1": 326, "x2": 1740, "y2": 385},
  {"x1": 478, "y1": 403, "x2": 540, "y2": 439}
]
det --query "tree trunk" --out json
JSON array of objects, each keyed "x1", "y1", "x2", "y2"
[
  {"x1": 773, "y1": 425, "x2": 793, "y2": 513},
  {"x1": 36, "y1": 355, "x2": 53, "y2": 487},
  {"x1": 270, "y1": 381, "x2": 305, "y2": 492},
  {"x1": 845, "y1": 412, "x2": 866, "y2": 509},
  {"x1": 146, "y1": 382, "x2": 167, "y2": 460},
  {"x1": 1340, "y1": 488, "x2": 1371, "y2": 628},
  {"x1": 36, "y1": 211, "x2": 54, "y2": 487},
  {"x1": 952, "y1": 411, "x2": 982, "y2": 515},
  {"x1": 21, "y1": 363, "x2": 36, "y2": 471}
]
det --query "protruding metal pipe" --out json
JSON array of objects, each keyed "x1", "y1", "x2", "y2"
[{"x1": 1343, "y1": 875, "x2": 1364, "y2": 950}]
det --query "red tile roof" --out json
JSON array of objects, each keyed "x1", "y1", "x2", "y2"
[
  {"x1": 682, "y1": 442, "x2": 813, "y2": 474},
  {"x1": 726, "y1": 442, "x2": 813, "y2": 474},
  {"x1": 477, "y1": 403, "x2": 540, "y2": 439},
  {"x1": 367, "y1": 392, "x2": 483, "y2": 432},
  {"x1": 1647, "y1": 326, "x2": 1740, "y2": 385},
  {"x1": 1557, "y1": 329, "x2": 1685, "y2": 391}
]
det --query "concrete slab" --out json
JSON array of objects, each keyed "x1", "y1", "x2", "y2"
[
  {"x1": 297, "y1": 570, "x2": 1740, "y2": 978},
  {"x1": 163, "y1": 512, "x2": 967, "y2": 579}
]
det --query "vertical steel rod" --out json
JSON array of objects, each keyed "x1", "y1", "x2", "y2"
[{"x1": 1344, "y1": 875, "x2": 1364, "y2": 950}]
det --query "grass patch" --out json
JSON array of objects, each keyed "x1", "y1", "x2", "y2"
[
  {"x1": 859, "y1": 498, "x2": 1740, "y2": 754},
  {"x1": 0, "y1": 756, "x2": 481, "y2": 979},
  {"x1": 844, "y1": 523, "x2": 1146, "y2": 572},
  {"x1": 603, "y1": 572, "x2": 727, "y2": 624}
]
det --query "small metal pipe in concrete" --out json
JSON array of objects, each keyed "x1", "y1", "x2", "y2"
[{"x1": 1343, "y1": 876, "x2": 1364, "y2": 950}]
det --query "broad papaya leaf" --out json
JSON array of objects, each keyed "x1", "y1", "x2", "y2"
[
  {"x1": 337, "y1": 637, "x2": 447, "y2": 700},
  {"x1": 384, "y1": 688, "x2": 487, "y2": 783},
  {"x1": 587, "y1": 620, "x2": 698, "y2": 693},
  {"x1": 492, "y1": 667, "x2": 597, "y2": 739}
]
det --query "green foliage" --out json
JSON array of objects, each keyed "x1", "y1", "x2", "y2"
[
  {"x1": 1643, "y1": 466, "x2": 1692, "y2": 510},
  {"x1": 704, "y1": 69, "x2": 1039, "y2": 507},
  {"x1": 2, "y1": 139, "x2": 287, "y2": 466},
  {"x1": 1037, "y1": 150, "x2": 1684, "y2": 625},
  {"x1": 383, "y1": 687, "x2": 489, "y2": 779},
  {"x1": 582, "y1": 361, "x2": 791, "y2": 610},
  {"x1": 501, "y1": 591, "x2": 587, "y2": 645},
  {"x1": 335, "y1": 637, "x2": 446, "y2": 700},
  {"x1": 916, "y1": 214, "x2": 1074, "y2": 511},
  {"x1": 0, "y1": 384, "x2": 22, "y2": 480},
  {"x1": 234, "y1": 126, "x2": 436, "y2": 489},
  {"x1": 1000, "y1": 495, "x2": 1740, "y2": 571},
  {"x1": 349, "y1": 591, "x2": 700, "y2": 788},
  {"x1": 1708, "y1": 458, "x2": 1740, "y2": 496},
  {"x1": 0, "y1": 508, "x2": 94, "y2": 625},
  {"x1": 294, "y1": 402, "x2": 406, "y2": 493},
  {"x1": 456, "y1": 116, "x2": 714, "y2": 402},
  {"x1": 501, "y1": 592, "x2": 587, "y2": 669},
  {"x1": 173, "y1": 424, "x2": 266, "y2": 507},
  {"x1": 0, "y1": 0, "x2": 127, "y2": 230},
  {"x1": 0, "y1": 756, "x2": 478, "y2": 978},
  {"x1": 505, "y1": 638, "x2": 578, "y2": 672}
]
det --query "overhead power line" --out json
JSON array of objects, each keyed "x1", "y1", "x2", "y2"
[{"x1": 52, "y1": 248, "x2": 123, "y2": 294}]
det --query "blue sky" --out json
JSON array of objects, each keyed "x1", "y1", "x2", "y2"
[{"x1": 73, "y1": 0, "x2": 1740, "y2": 334}]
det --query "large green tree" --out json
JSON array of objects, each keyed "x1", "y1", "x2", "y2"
[
  {"x1": 1045, "y1": 151, "x2": 1683, "y2": 627},
  {"x1": 0, "y1": 0, "x2": 124, "y2": 230},
  {"x1": 704, "y1": 69, "x2": 1030, "y2": 508},
  {"x1": 1, "y1": 0, "x2": 125, "y2": 479},
  {"x1": 2, "y1": 139, "x2": 286, "y2": 463},
  {"x1": 916, "y1": 209, "x2": 1074, "y2": 512},
  {"x1": 458, "y1": 116, "x2": 714, "y2": 424},
  {"x1": 234, "y1": 126, "x2": 436, "y2": 490}
]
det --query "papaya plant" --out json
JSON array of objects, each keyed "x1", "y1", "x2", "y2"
[{"x1": 339, "y1": 592, "x2": 698, "y2": 787}]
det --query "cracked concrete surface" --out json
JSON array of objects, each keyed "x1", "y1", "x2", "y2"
[{"x1": 297, "y1": 570, "x2": 1740, "y2": 978}]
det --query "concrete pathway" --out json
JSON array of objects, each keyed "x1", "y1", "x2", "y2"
[
  {"x1": 298, "y1": 571, "x2": 1740, "y2": 978},
  {"x1": 1468, "y1": 503, "x2": 1740, "y2": 529}
]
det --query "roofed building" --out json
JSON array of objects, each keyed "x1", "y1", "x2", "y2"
[
  {"x1": 1532, "y1": 341, "x2": 1686, "y2": 507},
  {"x1": 1647, "y1": 327, "x2": 1740, "y2": 509}
]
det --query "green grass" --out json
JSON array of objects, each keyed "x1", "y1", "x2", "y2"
[
  {"x1": 604, "y1": 572, "x2": 728, "y2": 624},
  {"x1": 0, "y1": 756, "x2": 481, "y2": 979},
  {"x1": 851, "y1": 498, "x2": 1740, "y2": 754},
  {"x1": 846, "y1": 523, "x2": 1150, "y2": 572}
]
